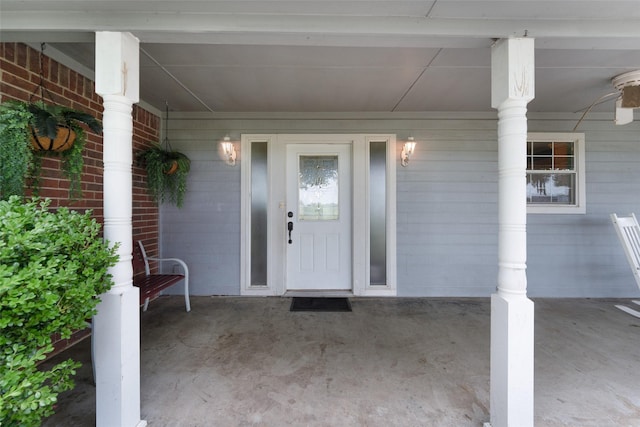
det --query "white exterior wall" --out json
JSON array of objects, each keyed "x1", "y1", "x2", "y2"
[{"x1": 158, "y1": 113, "x2": 640, "y2": 298}]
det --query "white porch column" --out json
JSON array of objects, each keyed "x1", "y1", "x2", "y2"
[
  {"x1": 93, "y1": 32, "x2": 146, "y2": 427},
  {"x1": 489, "y1": 37, "x2": 535, "y2": 427}
]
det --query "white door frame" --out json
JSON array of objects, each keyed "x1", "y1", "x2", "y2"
[{"x1": 240, "y1": 134, "x2": 397, "y2": 297}]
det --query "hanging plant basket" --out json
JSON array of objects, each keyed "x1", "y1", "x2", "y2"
[
  {"x1": 164, "y1": 159, "x2": 179, "y2": 175},
  {"x1": 136, "y1": 143, "x2": 191, "y2": 208},
  {"x1": 0, "y1": 43, "x2": 102, "y2": 200},
  {"x1": 29, "y1": 125, "x2": 77, "y2": 152},
  {"x1": 136, "y1": 102, "x2": 191, "y2": 208}
]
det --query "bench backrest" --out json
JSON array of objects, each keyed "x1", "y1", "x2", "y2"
[
  {"x1": 132, "y1": 241, "x2": 151, "y2": 276},
  {"x1": 611, "y1": 213, "x2": 640, "y2": 289}
]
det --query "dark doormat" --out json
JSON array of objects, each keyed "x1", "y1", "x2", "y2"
[{"x1": 290, "y1": 297, "x2": 352, "y2": 312}]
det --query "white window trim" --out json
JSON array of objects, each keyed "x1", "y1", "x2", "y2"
[
  {"x1": 363, "y1": 136, "x2": 397, "y2": 296},
  {"x1": 527, "y1": 132, "x2": 586, "y2": 215},
  {"x1": 240, "y1": 134, "x2": 275, "y2": 296}
]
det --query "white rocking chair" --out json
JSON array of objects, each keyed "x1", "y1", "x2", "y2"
[{"x1": 610, "y1": 213, "x2": 640, "y2": 318}]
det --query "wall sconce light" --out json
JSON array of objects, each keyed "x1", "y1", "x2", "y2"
[
  {"x1": 220, "y1": 136, "x2": 236, "y2": 166},
  {"x1": 401, "y1": 137, "x2": 416, "y2": 167}
]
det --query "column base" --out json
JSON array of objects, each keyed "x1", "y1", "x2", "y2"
[
  {"x1": 490, "y1": 292, "x2": 534, "y2": 427},
  {"x1": 94, "y1": 285, "x2": 146, "y2": 427}
]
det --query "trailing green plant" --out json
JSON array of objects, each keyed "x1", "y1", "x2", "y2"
[
  {"x1": 0, "y1": 101, "x2": 33, "y2": 199},
  {"x1": 0, "y1": 100, "x2": 102, "y2": 200},
  {"x1": 0, "y1": 196, "x2": 118, "y2": 426},
  {"x1": 137, "y1": 143, "x2": 191, "y2": 208}
]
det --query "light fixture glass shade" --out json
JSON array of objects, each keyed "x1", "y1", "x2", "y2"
[
  {"x1": 401, "y1": 137, "x2": 416, "y2": 167},
  {"x1": 221, "y1": 136, "x2": 236, "y2": 166}
]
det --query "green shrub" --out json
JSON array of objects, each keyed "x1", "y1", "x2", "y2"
[{"x1": 0, "y1": 196, "x2": 118, "y2": 426}]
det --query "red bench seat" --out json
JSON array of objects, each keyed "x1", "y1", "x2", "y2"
[{"x1": 133, "y1": 241, "x2": 190, "y2": 312}]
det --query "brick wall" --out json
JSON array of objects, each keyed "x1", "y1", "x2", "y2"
[{"x1": 0, "y1": 42, "x2": 160, "y2": 258}]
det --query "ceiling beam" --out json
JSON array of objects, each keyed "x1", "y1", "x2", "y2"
[
  {"x1": 0, "y1": 31, "x2": 95, "y2": 43},
  {"x1": 2, "y1": 12, "x2": 640, "y2": 43}
]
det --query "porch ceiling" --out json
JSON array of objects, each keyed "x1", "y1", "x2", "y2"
[{"x1": 2, "y1": 1, "x2": 640, "y2": 115}]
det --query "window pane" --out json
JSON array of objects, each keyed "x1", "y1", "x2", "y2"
[
  {"x1": 527, "y1": 173, "x2": 575, "y2": 204},
  {"x1": 250, "y1": 141, "x2": 268, "y2": 287},
  {"x1": 553, "y1": 141, "x2": 574, "y2": 156},
  {"x1": 554, "y1": 156, "x2": 574, "y2": 170},
  {"x1": 298, "y1": 155, "x2": 339, "y2": 221},
  {"x1": 369, "y1": 141, "x2": 386, "y2": 286},
  {"x1": 532, "y1": 156, "x2": 552, "y2": 170},
  {"x1": 532, "y1": 141, "x2": 552, "y2": 156}
]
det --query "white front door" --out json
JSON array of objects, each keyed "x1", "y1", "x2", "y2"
[{"x1": 285, "y1": 143, "x2": 352, "y2": 291}]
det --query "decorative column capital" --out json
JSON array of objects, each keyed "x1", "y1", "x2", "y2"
[
  {"x1": 95, "y1": 32, "x2": 140, "y2": 103},
  {"x1": 491, "y1": 37, "x2": 535, "y2": 108}
]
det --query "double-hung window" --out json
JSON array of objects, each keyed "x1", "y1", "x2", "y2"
[{"x1": 526, "y1": 133, "x2": 585, "y2": 214}]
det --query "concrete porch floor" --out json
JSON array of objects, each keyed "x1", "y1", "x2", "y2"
[{"x1": 42, "y1": 297, "x2": 640, "y2": 426}]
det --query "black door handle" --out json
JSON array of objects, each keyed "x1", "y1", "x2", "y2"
[{"x1": 287, "y1": 211, "x2": 294, "y2": 244}]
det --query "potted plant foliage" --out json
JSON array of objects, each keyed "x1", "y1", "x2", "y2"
[
  {"x1": 0, "y1": 196, "x2": 119, "y2": 427},
  {"x1": 0, "y1": 100, "x2": 102, "y2": 200},
  {"x1": 28, "y1": 101, "x2": 102, "y2": 152},
  {"x1": 137, "y1": 143, "x2": 191, "y2": 208}
]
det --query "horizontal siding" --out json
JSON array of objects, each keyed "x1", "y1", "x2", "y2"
[
  {"x1": 397, "y1": 130, "x2": 498, "y2": 297},
  {"x1": 159, "y1": 113, "x2": 640, "y2": 298},
  {"x1": 527, "y1": 117, "x2": 640, "y2": 297},
  {"x1": 160, "y1": 142, "x2": 241, "y2": 295}
]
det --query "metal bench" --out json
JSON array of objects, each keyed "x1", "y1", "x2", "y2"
[
  {"x1": 610, "y1": 213, "x2": 640, "y2": 318},
  {"x1": 133, "y1": 241, "x2": 191, "y2": 312},
  {"x1": 41, "y1": 241, "x2": 190, "y2": 367}
]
